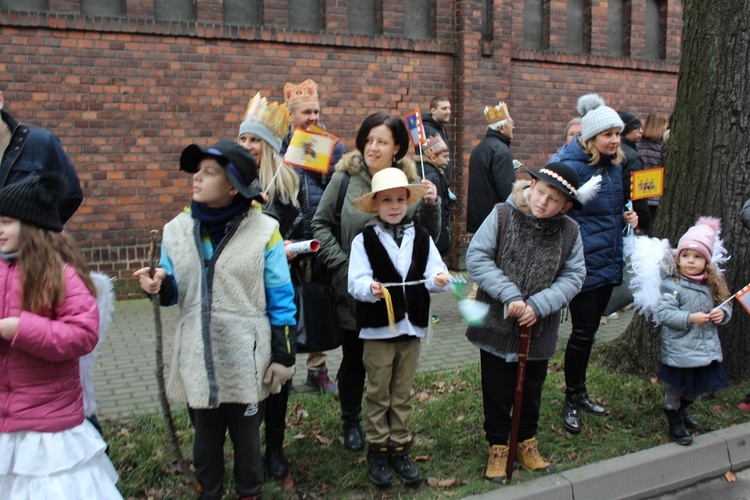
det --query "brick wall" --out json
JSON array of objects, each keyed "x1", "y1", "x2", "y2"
[{"x1": 0, "y1": 0, "x2": 681, "y2": 296}]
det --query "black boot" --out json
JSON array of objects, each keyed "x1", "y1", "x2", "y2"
[
  {"x1": 367, "y1": 443, "x2": 393, "y2": 486},
  {"x1": 342, "y1": 408, "x2": 364, "y2": 452},
  {"x1": 664, "y1": 408, "x2": 693, "y2": 445},
  {"x1": 579, "y1": 389, "x2": 607, "y2": 415},
  {"x1": 562, "y1": 395, "x2": 582, "y2": 434},
  {"x1": 388, "y1": 443, "x2": 421, "y2": 486},
  {"x1": 265, "y1": 430, "x2": 288, "y2": 479},
  {"x1": 680, "y1": 399, "x2": 699, "y2": 431}
]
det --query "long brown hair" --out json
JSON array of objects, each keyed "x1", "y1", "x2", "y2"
[
  {"x1": 642, "y1": 112, "x2": 669, "y2": 142},
  {"x1": 675, "y1": 254, "x2": 730, "y2": 303},
  {"x1": 17, "y1": 224, "x2": 96, "y2": 313}
]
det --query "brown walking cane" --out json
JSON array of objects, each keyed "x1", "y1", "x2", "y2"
[
  {"x1": 148, "y1": 230, "x2": 201, "y2": 493},
  {"x1": 505, "y1": 325, "x2": 532, "y2": 485}
]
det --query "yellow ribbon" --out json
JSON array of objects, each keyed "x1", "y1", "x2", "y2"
[{"x1": 380, "y1": 285, "x2": 397, "y2": 333}]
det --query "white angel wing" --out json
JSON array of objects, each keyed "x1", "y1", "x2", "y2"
[{"x1": 624, "y1": 235, "x2": 673, "y2": 324}]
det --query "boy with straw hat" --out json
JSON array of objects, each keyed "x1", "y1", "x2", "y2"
[{"x1": 347, "y1": 168, "x2": 450, "y2": 487}]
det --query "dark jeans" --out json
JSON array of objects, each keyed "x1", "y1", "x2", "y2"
[
  {"x1": 192, "y1": 403, "x2": 264, "y2": 500},
  {"x1": 338, "y1": 328, "x2": 366, "y2": 421},
  {"x1": 564, "y1": 285, "x2": 614, "y2": 396},
  {"x1": 480, "y1": 349, "x2": 548, "y2": 445}
]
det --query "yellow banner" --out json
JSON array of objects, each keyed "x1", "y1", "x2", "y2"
[
  {"x1": 284, "y1": 127, "x2": 338, "y2": 174},
  {"x1": 630, "y1": 167, "x2": 664, "y2": 200}
]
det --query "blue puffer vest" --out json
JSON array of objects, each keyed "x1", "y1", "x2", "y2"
[{"x1": 558, "y1": 135, "x2": 625, "y2": 292}]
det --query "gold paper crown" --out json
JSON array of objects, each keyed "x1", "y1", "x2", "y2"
[
  {"x1": 284, "y1": 79, "x2": 319, "y2": 106},
  {"x1": 241, "y1": 92, "x2": 291, "y2": 141},
  {"x1": 484, "y1": 101, "x2": 511, "y2": 125},
  {"x1": 424, "y1": 135, "x2": 448, "y2": 156}
]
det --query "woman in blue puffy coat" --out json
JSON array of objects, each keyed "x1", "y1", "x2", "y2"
[{"x1": 557, "y1": 94, "x2": 638, "y2": 434}]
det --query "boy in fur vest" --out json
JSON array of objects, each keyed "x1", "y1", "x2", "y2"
[
  {"x1": 466, "y1": 162, "x2": 586, "y2": 484},
  {"x1": 135, "y1": 141, "x2": 297, "y2": 500},
  {"x1": 348, "y1": 168, "x2": 450, "y2": 487}
]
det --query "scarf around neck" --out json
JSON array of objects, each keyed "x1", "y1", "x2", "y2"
[{"x1": 191, "y1": 198, "x2": 250, "y2": 245}]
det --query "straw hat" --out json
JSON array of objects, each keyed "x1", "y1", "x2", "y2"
[{"x1": 352, "y1": 168, "x2": 429, "y2": 213}]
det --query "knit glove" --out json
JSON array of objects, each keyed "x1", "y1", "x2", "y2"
[{"x1": 263, "y1": 362, "x2": 295, "y2": 395}]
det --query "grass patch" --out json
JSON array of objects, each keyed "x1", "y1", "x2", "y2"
[{"x1": 106, "y1": 352, "x2": 750, "y2": 499}]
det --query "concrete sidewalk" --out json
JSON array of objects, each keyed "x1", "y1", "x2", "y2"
[{"x1": 93, "y1": 292, "x2": 631, "y2": 419}]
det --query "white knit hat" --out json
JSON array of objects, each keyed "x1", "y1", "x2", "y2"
[{"x1": 577, "y1": 94, "x2": 624, "y2": 142}]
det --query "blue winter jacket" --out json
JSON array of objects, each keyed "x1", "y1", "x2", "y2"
[
  {"x1": 0, "y1": 110, "x2": 83, "y2": 223},
  {"x1": 558, "y1": 135, "x2": 626, "y2": 292}
]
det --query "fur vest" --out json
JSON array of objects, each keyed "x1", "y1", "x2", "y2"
[
  {"x1": 162, "y1": 209, "x2": 276, "y2": 408},
  {"x1": 356, "y1": 225, "x2": 431, "y2": 329}
]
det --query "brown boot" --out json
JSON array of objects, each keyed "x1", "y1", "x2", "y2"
[
  {"x1": 516, "y1": 437, "x2": 552, "y2": 472},
  {"x1": 484, "y1": 445, "x2": 508, "y2": 483}
]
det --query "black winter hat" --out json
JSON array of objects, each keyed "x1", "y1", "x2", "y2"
[
  {"x1": 527, "y1": 162, "x2": 582, "y2": 209},
  {"x1": 179, "y1": 140, "x2": 262, "y2": 202},
  {"x1": 0, "y1": 173, "x2": 65, "y2": 232},
  {"x1": 617, "y1": 111, "x2": 643, "y2": 137}
]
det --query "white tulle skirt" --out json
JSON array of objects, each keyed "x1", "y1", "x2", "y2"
[{"x1": 0, "y1": 420, "x2": 122, "y2": 499}]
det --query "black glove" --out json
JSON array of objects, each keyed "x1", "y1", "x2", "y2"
[{"x1": 270, "y1": 324, "x2": 297, "y2": 367}]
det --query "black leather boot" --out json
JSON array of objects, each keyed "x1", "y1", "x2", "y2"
[
  {"x1": 388, "y1": 443, "x2": 421, "y2": 486},
  {"x1": 579, "y1": 389, "x2": 607, "y2": 415},
  {"x1": 680, "y1": 398, "x2": 699, "y2": 431},
  {"x1": 342, "y1": 408, "x2": 364, "y2": 452},
  {"x1": 367, "y1": 443, "x2": 393, "y2": 486},
  {"x1": 665, "y1": 408, "x2": 693, "y2": 445},
  {"x1": 265, "y1": 430, "x2": 288, "y2": 479},
  {"x1": 562, "y1": 395, "x2": 582, "y2": 434}
]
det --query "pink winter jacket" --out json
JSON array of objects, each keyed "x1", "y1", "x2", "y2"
[{"x1": 0, "y1": 258, "x2": 99, "y2": 433}]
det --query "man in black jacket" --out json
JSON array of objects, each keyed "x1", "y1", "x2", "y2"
[
  {"x1": 422, "y1": 97, "x2": 453, "y2": 186},
  {"x1": 617, "y1": 110, "x2": 650, "y2": 235},
  {"x1": 467, "y1": 101, "x2": 516, "y2": 233}
]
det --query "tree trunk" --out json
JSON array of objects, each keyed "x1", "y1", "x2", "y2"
[{"x1": 599, "y1": 0, "x2": 750, "y2": 376}]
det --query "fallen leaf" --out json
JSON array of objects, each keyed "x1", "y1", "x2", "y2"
[
  {"x1": 438, "y1": 478, "x2": 457, "y2": 488},
  {"x1": 456, "y1": 415, "x2": 465, "y2": 423},
  {"x1": 567, "y1": 451, "x2": 577, "y2": 460},
  {"x1": 427, "y1": 477, "x2": 439, "y2": 486},
  {"x1": 356, "y1": 456, "x2": 367, "y2": 464},
  {"x1": 725, "y1": 470, "x2": 736, "y2": 482},
  {"x1": 650, "y1": 377, "x2": 659, "y2": 386},
  {"x1": 282, "y1": 474, "x2": 295, "y2": 492},
  {"x1": 292, "y1": 433, "x2": 306, "y2": 441},
  {"x1": 118, "y1": 427, "x2": 130, "y2": 437},
  {"x1": 315, "y1": 434, "x2": 331, "y2": 445},
  {"x1": 414, "y1": 455, "x2": 430, "y2": 462},
  {"x1": 417, "y1": 390, "x2": 431, "y2": 402}
]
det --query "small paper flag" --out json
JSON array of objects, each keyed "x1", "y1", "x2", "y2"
[
  {"x1": 404, "y1": 109, "x2": 426, "y2": 147},
  {"x1": 284, "y1": 126, "x2": 339, "y2": 174},
  {"x1": 735, "y1": 284, "x2": 750, "y2": 315},
  {"x1": 630, "y1": 167, "x2": 664, "y2": 200}
]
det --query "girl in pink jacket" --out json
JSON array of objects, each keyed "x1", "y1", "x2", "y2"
[{"x1": 0, "y1": 174, "x2": 122, "y2": 499}]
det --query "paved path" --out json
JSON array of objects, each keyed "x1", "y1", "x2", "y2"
[{"x1": 94, "y1": 292, "x2": 633, "y2": 419}]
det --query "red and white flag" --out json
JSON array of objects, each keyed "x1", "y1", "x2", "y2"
[{"x1": 404, "y1": 108, "x2": 426, "y2": 147}]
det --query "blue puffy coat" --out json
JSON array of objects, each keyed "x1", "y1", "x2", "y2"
[{"x1": 558, "y1": 135, "x2": 626, "y2": 292}]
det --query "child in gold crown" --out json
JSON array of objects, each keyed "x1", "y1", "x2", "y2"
[
  {"x1": 347, "y1": 168, "x2": 450, "y2": 487},
  {"x1": 418, "y1": 134, "x2": 453, "y2": 258}
]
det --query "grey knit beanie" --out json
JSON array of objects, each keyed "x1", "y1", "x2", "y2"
[
  {"x1": 238, "y1": 120, "x2": 282, "y2": 154},
  {"x1": 577, "y1": 94, "x2": 624, "y2": 142}
]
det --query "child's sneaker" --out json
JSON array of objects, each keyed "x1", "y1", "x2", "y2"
[
  {"x1": 516, "y1": 437, "x2": 552, "y2": 472},
  {"x1": 306, "y1": 367, "x2": 338, "y2": 394},
  {"x1": 484, "y1": 445, "x2": 508, "y2": 483}
]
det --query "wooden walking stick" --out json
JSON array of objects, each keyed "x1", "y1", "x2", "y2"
[
  {"x1": 505, "y1": 325, "x2": 532, "y2": 485},
  {"x1": 147, "y1": 230, "x2": 201, "y2": 492}
]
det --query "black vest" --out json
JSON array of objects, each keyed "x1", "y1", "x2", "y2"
[{"x1": 356, "y1": 225, "x2": 431, "y2": 330}]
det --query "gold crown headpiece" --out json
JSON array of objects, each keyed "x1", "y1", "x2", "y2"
[
  {"x1": 484, "y1": 101, "x2": 511, "y2": 125},
  {"x1": 240, "y1": 92, "x2": 291, "y2": 143},
  {"x1": 424, "y1": 135, "x2": 448, "y2": 156},
  {"x1": 284, "y1": 79, "x2": 319, "y2": 106}
]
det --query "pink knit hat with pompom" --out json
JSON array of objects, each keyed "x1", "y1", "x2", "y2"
[{"x1": 677, "y1": 217, "x2": 721, "y2": 262}]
